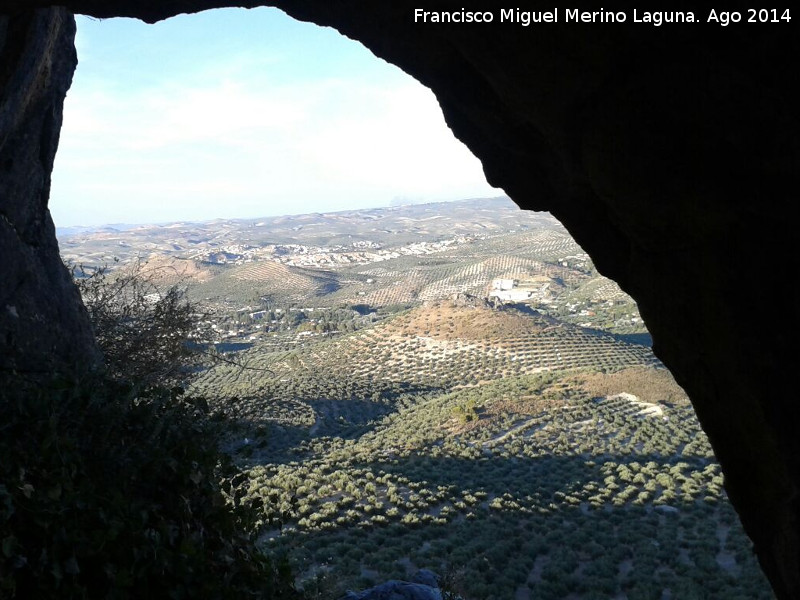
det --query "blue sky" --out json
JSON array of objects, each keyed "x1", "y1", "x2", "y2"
[{"x1": 50, "y1": 8, "x2": 499, "y2": 227}]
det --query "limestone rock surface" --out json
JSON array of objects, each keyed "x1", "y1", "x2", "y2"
[{"x1": 0, "y1": 8, "x2": 100, "y2": 376}]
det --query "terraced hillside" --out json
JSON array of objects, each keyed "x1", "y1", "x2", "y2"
[
  {"x1": 190, "y1": 260, "x2": 343, "y2": 306},
  {"x1": 186, "y1": 300, "x2": 771, "y2": 598},
  {"x1": 228, "y1": 368, "x2": 772, "y2": 600},
  {"x1": 181, "y1": 233, "x2": 591, "y2": 309},
  {"x1": 58, "y1": 197, "x2": 766, "y2": 599},
  {"x1": 191, "y1": 301, "x2": 656, "y2": 409},
  {"x1": 61, "y1": 197, "x2": 645, "y2": 337}
]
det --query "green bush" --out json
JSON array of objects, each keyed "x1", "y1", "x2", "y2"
[
  {"x1": 75, "y1": 260, "x2": 206, "y2": 388},
  {"x1": 0, "y1": 376, "x2": 300, "y2": 599}
]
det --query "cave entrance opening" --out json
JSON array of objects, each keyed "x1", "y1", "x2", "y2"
[{"x1": 45, "y1": 7, "x2": 776, "y2": 600}]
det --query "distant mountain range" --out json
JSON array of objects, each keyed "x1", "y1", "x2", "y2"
[{"x1": 56, "y1": 196, "x2": 522, "y2": 240}]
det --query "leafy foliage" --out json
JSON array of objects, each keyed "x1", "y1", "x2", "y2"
[
  {"x1": 0, "y1": 376, "x2": 300, "y2": 599},
  {"x1": 75, "y1": 259, "x2": 205, "y2": 387}
]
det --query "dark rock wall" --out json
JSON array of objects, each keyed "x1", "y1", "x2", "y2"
[
  {"x1": 0, "y1": 2, "x2": 798, "y2": 597},
  {"x1": 0, "y1": 9, "x2": 99, "y2": 376}
]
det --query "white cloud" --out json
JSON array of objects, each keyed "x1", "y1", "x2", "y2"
[{"x1": 51, "y1": 24, "x2": 498, "y2": 226}]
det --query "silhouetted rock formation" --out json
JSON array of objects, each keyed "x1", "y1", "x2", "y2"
[
  {"x1": 0, "y1": 9, "x2": 100, "y2": 376},
  {"x1": 1, "y1": 2, "x2": 798, "y2": 597}
]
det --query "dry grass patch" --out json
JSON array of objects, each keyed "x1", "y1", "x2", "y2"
[
  {"x1": 385, "y1": 302, "x2": 550, "y2": 341},
  {"x1": 577, "y1": 367, "x2": 689, "y2": 406}
]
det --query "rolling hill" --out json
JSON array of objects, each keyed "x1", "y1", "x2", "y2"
[{"x1": 58, "y1": 197, "x2": 772, "y2": 599}]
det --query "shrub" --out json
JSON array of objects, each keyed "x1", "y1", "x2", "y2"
[
  {"x1": 75, "y1": 259, "x2": 209, "y2": 387},
  {"x1": 0, "y1": 377, "x2": 300, "y2": 599}
]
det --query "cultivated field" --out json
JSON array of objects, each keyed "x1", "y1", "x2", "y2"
[{"x1": 60, "y1": 197, "x2": 771, "y2": 599}]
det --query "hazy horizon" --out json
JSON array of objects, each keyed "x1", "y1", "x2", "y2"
[{"x1": 55, "y1": 194, "x2": 514, "y2": 234}]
